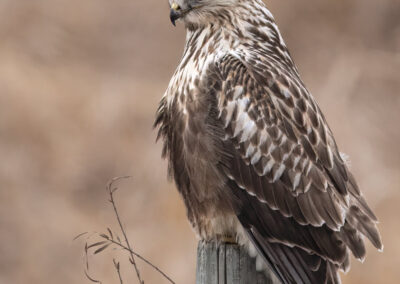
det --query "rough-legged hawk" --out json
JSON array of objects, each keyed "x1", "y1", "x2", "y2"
[{"x1": 155, "y1": 1, "x2": 383, "y2": 283}]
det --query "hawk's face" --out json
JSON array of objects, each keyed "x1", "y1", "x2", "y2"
[{"x1": 169, "y1": 0, "x2": 238, "y2": 27}]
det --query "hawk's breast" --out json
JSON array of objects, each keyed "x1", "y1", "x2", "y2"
[{"x1": 157, "y1": 33, "x2": 240, "y2": 239}]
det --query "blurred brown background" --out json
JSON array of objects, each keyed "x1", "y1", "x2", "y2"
[{"x1": 0, "y1": 0, "x2": 399, "y2": 283}]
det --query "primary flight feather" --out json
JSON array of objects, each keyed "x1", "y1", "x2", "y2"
[{"x1": 155, "y1": 0, "x2": 383, "y2": 283}]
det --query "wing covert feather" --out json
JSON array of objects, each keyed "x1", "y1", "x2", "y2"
[
  {"x1": 205, "y1": 54, "x2": 382, "y2": 273},
  {"x1": 213, "y1": 54, "x2": 349, "y2": 230}
]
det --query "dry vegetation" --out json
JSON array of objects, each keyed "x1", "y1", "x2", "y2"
[
  {"x1": 0, "y1": 0, "x2": 399, "y2": 283},
  {"x1": 77, "y1": 177, "x2": 175, "y2": 284}
]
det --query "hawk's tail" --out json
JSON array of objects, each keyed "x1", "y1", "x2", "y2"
[{"x1": 244, "y1": 227, "x2": 341, "y2": 284}]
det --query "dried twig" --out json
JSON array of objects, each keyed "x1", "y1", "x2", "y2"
[
  {"x1": 113, "y1": 259, "x2": 123, "y2": 284},
  {"x1": 98, "y1": 235, "x2": 176, "y2": 284},
  {"x1": 106, "y1": 176, "x2": 144, "y2": 284},
  {"x1": 85, "y1": 269, "x2": 102, "y2": 284},
  {"x1": 76, "y1": 177, "x2": 176, "y2": 284},
  {"x1": 74, "y1": 232, "x2": 89, "y2": 241}
]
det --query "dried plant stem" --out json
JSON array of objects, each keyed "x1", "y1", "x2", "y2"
[
  {"x1": 100, "y1": 236, "x2": 176, "y2": 284},
  {"x1": 107, "y1": 176, "x2": 144, "y2": 284},
  {"x1": 77, "y1": 177, "x2": 176, "y2": 284},
  {"x1": 113, "y1": 259, "x2": 123, "y2": 284}
]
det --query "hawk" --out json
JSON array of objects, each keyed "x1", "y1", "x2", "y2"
[{"x1": 155, "y1": 0, "x2": 383, "y2": 283}]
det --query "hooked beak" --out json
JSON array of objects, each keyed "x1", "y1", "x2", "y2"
[{"x1": 170, "y1": 3, "x2": 181, "y2": 26}]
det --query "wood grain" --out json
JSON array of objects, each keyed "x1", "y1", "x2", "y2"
[{"x1": 196, "y1": 241, "x2": 279, "y2": 284}]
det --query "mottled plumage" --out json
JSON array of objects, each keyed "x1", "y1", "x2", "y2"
[{"x1": 155, "y1": 0, "x2": 382, "y2": 283}]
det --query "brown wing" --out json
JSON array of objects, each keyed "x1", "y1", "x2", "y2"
[{"x1": 204, "y1": 54, "x2": 382, "y2": 283}]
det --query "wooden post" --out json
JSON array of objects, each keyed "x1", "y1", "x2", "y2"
[{"x1": 196, "y1": 241, "x2": 280, "y2": 284}]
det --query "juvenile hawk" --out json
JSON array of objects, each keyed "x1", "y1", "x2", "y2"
[{"x1": 155, "y1": 0, "x2": 382, "y2": 283}]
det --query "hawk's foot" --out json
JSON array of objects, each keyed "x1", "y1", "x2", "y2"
[{"x1": 219, "y1": 235, "x2": 237, "y2": 244}]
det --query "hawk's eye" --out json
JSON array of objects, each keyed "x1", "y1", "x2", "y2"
[{"x1": 171, "y1": 3, "x2": 181, "y2": 11}]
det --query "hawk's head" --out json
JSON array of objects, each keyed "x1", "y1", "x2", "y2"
[{"x1": 169, "y1": 0, "x2": 239, "y2": 28}]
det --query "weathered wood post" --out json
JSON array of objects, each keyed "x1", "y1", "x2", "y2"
[{"x1": 196, "y1": 241, "x2": 280, "y2": 284}]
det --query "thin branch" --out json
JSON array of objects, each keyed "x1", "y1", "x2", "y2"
[
  {"x1": 106, "y1": 176, "x2": 144, "y2": 284},
  {"x1": 113, "y1": 259, "x2": 123, "y2": 284},
  {"x1": 85, "y1": 269, "x2": 102, "y2": 284},
  {"x1": 85, "y1": 243, "x2": 89, "y2": 270},
  {"x1": 99, "y1": 235, "x2": 176, "y2": 284},
  {"x1": 77, "y1": 177, "x2": 176, "y2": 284},
  {"x1": 74, "y1": 232, "x2": 89, "y2": 241}
]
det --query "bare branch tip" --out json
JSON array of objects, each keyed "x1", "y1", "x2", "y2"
[
  {"x1": 73, "y1": 232, "x2": 89, "y2": 241},
  {"x1": 84, "y1": 269, "x2": 102, "y2": 284},
  {"x1": 106, "y1": 176, "x2": 132, "y2": 192}
]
